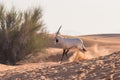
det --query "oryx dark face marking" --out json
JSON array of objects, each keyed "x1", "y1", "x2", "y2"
[{"x1": 56, "y1": 38, "x2": 59, "y2": 43}]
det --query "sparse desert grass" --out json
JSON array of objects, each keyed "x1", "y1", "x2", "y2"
[{"x1": 0, "y1": 3, "x2": 50, "y2": 65}]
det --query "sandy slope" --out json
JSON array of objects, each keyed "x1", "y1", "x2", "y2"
[
  {"x1": 0, "y1": 51, "x2": 120, "y2": 80},
  {"x1": 0, "y1": 34, "x2": 120, "y2": 80}
]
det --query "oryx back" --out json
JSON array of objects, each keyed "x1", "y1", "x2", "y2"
[{"x1": 62, "y1": 38, "x2": 83, "y2": 49}]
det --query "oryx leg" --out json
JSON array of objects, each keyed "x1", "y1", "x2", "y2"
[
  {"x1": 60, "y1": 49, "x2": 66, "y2": 61},
  {"x1": 60, "y1": 49, "x2": 69, "y2": 61},
  {"x1": 79, "y1": 44, "x2": 87, "y2": 53},
  {"x1": 64, "y1": 49, "x2": 69, "y2": 59},
  {"x1": 82, "y1": 44, "x2": 87, "y2": 52}
]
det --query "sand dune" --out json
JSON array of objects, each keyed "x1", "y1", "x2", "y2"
[
  {"x1": 0, "y1": 34, "x2": 120, "y2": 80},
  {"x1": 45, "y1": 34, "x2": 120, "y2": 62}
]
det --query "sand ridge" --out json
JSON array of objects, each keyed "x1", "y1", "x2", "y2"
[{"x1": 0, "y1": 34, "x2": 120, "y2": 80}]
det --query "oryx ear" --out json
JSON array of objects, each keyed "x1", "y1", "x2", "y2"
[{"x1": 56, "y1": 25, "x2": 62, "y2": 35}]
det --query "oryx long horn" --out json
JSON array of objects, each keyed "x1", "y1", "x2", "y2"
[{"x1": 56, "y1": 25, "x2": 62, "y2": 34}]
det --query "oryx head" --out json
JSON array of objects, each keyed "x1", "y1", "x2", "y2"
[{"x1": 55, "y1": 25, "x2": 62, "y2": 43}]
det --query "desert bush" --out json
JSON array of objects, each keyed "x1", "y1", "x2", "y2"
[{"x1": 0, "y1": 4, "x2": 49, "y2": 65}]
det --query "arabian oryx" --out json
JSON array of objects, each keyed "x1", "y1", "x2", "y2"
[{"x1": 55, "y1": 26, "x2": 87, "y2": 62}]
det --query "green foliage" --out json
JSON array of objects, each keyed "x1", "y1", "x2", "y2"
[{"x1": 0, "y1": 4, "x2": 49, "y2": 65}]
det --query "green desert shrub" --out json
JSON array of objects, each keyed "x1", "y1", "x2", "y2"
[{"x1": 0, "y1": 4, "x2": 49, "y2": 65}]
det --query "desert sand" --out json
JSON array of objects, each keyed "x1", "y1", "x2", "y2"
[{"x1": 0, "y1": 34, "x2": 120, "y2": 80}]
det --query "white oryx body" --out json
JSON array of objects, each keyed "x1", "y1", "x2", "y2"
[
  {"x1": 56, "y1": 35, "x2": 86, "y2": 50},
  {"x1": 55, "y1": 26, "x2": 87, "y2": 62}
]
